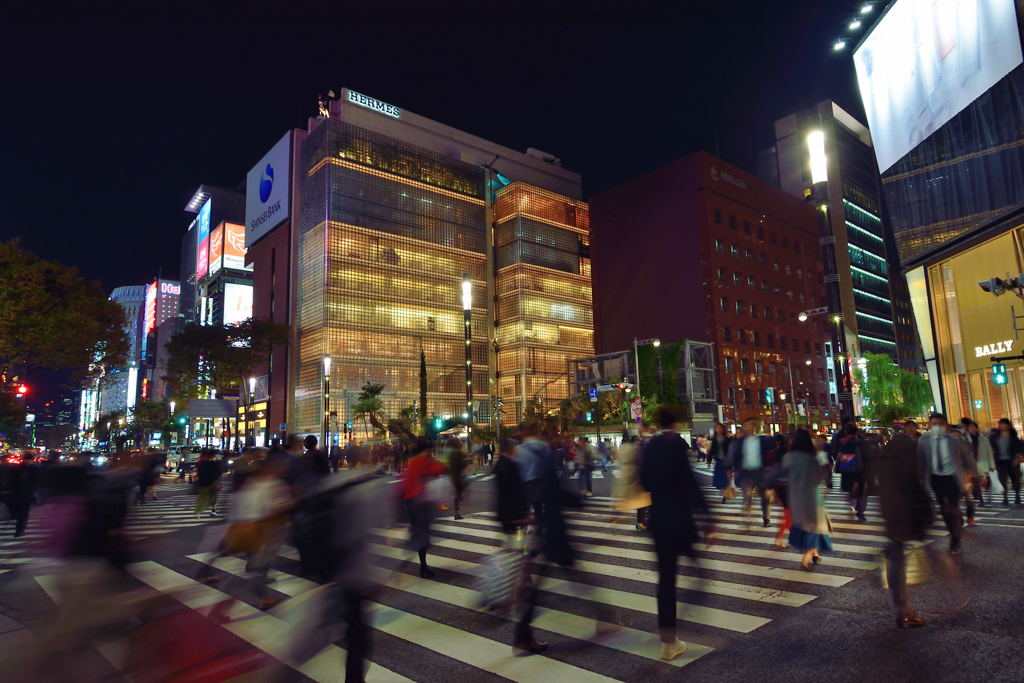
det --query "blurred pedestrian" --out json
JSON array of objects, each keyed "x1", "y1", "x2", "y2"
[
  {"x1": 965, "y1": 419, "x2": 995, "y2": 510},
  {"x1": 445, "y1": 437, "x2": 469, "y2": 520},
  {"x1": 993, "y1": 417, "x2": 1023, "y2": 505},
  {"x1": 767, "y1": 434, "x2": 791, "y2": 548},
  {"x1": 515, "y1": 420, "x2": 549, "y2": 524},
  {"x1": 575, "y1": 437, "x2": 595, "y2": 496},
  {"x1": 708, "y1": 423, "x2": 734, "y2": 503},
  {"x1": 640, "y1": 404, "x2": 714, "y2": 661},
  {"x1": 400, "y1": 438, "x2": 447, "y2": 577},
  {"x1": 874, "y1": 419, "x2": 933, "y2": 628},
  {"x1": 918, "y1": 413, "x2": 973, "y2": 555},
  {"x1": 783, "y1": 429, "x2": 832, "y2": 569},
  {"x1": 193, "y1": 449, "x2": 223, "y2": 518},
  {"x1": 613, "y1": 433, "x2": 651, "y2": 531},
  {"x1": 729, "y1": 417, "x2": 773, "y2": 527},
  {"x1": 0, "y1": 453, "x2": 36, "y2": 537},
  {"x1": 835, "y1": 423, "x2": 867, "y2": 521},
  {"x1": 303, "y1": 435, "x2": 331, "y2": 478}
]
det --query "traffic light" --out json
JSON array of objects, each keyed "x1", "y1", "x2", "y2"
[
  {"x1": 177, "y1": 415, "x2": 187, "y2": 425},
  {"x1": 346, "y1": 420, "x2": 353, "y2": 432},
  {"x1": 585, "y1": 411, "x2": 592, "y2": 422},
  {"x1": 434, "y1": 417, "x2": 443, "y2": 430},
  {"x1": 992, "y1": 363, "x2": 1009, "y2": 385}
]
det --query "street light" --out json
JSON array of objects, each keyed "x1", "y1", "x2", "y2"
[
  {"x1": 462, "y1": 274, "x2": 473, "y2": 431},
  {"x1": 169, "y1": 400, "x2": 175, "y2": 416},
  {"x1": 632, "y1": 337, "x2": 661, "y2": 408},
  {"x1": 322, "y1": 357, "x2": 331, "y2": 454}
]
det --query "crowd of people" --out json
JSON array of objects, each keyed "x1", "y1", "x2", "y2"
[{"x1": 3, "y1": 406, "x2": 1022, "y2": 680}]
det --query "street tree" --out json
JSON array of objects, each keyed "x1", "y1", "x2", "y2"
[
  {"x1": 854, "y1": 352, "x2": 933, "y2": 424},
  {"x1": 0, "y1": 240, "x2": 128, "y2": 379},
  {"x1": 418, "y1": 349, "x2": 428, "y2": 433},
  {"x1": 352, "y1": 382, "x2": 386, "y2": 437}
]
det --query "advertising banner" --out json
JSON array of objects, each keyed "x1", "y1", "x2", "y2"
[
  {"x1": 223, "y1": 222, "x2": 250, "y2": 270},
  {"x1": 223, "y1": 282, "x2": 253, "y2": 326},
  {"x1": 196, "y1": 236, "x2": 209, "y2": 280},
  {"x1": 245, "y1": 132, "x2": 291, "y2": 248},
  {"x1": 854, "y1": 0, "x2": 1022, "y2": 172},
  {"x1": 197, "y1": 197, "x2": 211, "y2": 244},
  {"x1": 208, "y1": 225, "x2": 224, "y2": 275}
]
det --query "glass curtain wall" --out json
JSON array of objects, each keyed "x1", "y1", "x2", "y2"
[
  {"x1": 295, "y1": 120, "x2": 488, "y2": 439},
  {"x1": 493, "y1": 182, "x2": 594, "y2": 423}
]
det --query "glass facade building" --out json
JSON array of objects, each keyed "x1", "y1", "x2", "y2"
[
  {"x1": 493, "y1": 182, "x2": 593, "y2": 421},
  {"x1": 883, "y1": 66, "x2": 1024, "y2": 265},
  {"x1": 294, "y1": 119, "x2": 491, "y2": 436}
]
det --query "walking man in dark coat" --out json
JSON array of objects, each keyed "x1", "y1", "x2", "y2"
[{"x1": 640, "y1": 404, "x2": 715, "y2": 661}]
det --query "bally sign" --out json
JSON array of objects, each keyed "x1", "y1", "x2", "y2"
[
  {"x1": 975, "y1": 339, "x2": 1014, "y2": 357},
  {"x1": 347, "y1": 90, "x2": 401, "y2": 118},
  {"x1": 245, "y1": 132, "x2": 292, "y2": 248}
]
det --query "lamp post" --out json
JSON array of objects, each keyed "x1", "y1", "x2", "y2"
[
  {"x1": 632, "y1": 337, "x2": 661, "y2": 405},
  {"x1": 786, "y1": 358, "x2": 813, "y2": 429},
  {"x1": 462, "y1": 274, "x2": 473, "y2": 433},
  {"x1": 248, "y1": 376, "x2": 256, "y2": 448},
  {"x1": 322, "y1": 357, "x2": 331, "y2": 454}
]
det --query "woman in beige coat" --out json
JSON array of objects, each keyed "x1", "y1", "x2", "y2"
[{"x1": 613, "y1": 434, "x2": 651, "y2": 530}]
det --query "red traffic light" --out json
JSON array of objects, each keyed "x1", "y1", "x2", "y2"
[{"x1": 15, "y1": 384, "x2": 28, "y2": 395}]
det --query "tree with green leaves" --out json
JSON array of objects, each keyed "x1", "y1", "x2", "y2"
[
  {"x1": 130, "y1": 399, "x2": 171, "y2": 447},
  {"x1": 0, "y1": 240, "x2": 128, "y2": 379},
  {"x1": 352, "y1": 382, "x2": 386, "y2": 437},
  {"x1": 854, "y1": 352, "x2": 933, "y2": 424}
]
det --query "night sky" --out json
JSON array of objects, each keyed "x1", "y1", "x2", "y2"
[{"x1": 2, "y1": 0, "x2": 868, "y2": 400}]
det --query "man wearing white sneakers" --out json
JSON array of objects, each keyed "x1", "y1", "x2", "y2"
[{"x1": 640, "y1": 404, "x2": 716, "y2": 661}]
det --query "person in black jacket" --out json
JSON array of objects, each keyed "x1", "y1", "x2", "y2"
[
  {"x1": 640, "y1": 404, "x2": 715, "y2": 662},
  {"x1": 708, "y1": 423, "x2": 734, "y2": 503}
]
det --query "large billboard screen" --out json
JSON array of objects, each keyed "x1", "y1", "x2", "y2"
[
  {"x1": 245, "y1": 132, "x2": 291, "y2": 248},
  {"x1": 209, "y1": 225, "x2": 224, "y2": 275},
  {"x1": 854, "y1": 0, "x2": 1023, "y2": 173},
  {"x1": 197, "y1": 197, "x2": 211, "y2": 244},
  {"x1": 223, "y1": 282, "x2": 254, "y2": 326},
  {"x1": 223, "y1": 223, "x2": 251, "y2": 271},
  {"x1": 196, "y1": 236, "x2": 209, "y2": 280}
]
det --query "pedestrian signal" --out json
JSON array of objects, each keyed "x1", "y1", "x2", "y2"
[
  {"x1": 585, "y1": 411, "x2": 592, "y2": 422},
  {"x1": 992, "y1": 363, "x2": 1009, "y2": 385},
  {"x1": 346, "y1": 420, "x2": 353, "y2": 431},
  {"x1": 764, "y1": 387, "x2": 774, "y2": 404}
]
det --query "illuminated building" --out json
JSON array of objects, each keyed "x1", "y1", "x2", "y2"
[
  {"x1": 252, "y1": 88, "x2": 589, "y2": 440},
  {"x1": 854, "y1": 1, "x2": 1024, "y2": 417},
  {"x1": 761, "y1": 100, "x2": 920, "y2": 372},
  {"x1": 493, "y1": 182, "x2": 593, "y2": 420},
  {"x1": 139, "y1": 279, "x2": 181, "y2": 402},
  {"x1": 590, "y1": 152, "x2": 834, "y2": 429},
  {"x1": 98, "y1": 285, "x2": 147, "y2": 415}
]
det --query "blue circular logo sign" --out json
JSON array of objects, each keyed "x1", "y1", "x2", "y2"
[{"x1": 259, "y1": 163, "x2": 274, "y2": 203}]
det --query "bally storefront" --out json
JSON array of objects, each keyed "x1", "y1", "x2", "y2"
[{"x1": 908, "y1": 215, "x2": 1024, "y2": 431}]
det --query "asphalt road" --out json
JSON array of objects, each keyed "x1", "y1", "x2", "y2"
[{"x1": 0, "y1": 461, "x2": 1022, "y2": 682}]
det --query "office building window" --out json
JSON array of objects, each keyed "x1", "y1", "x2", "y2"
[
  {"x1": 729, "y1": 214, "x2": 737, "y2": 229},
  {"x1": 739, "y1": 329, "x2": 747, "y2": 344},
  {"x1": 767, "y1": 333, "x2": 774, "y2": 348},
  {"x1": 757, "y1": 226, "x2": 764, "y2": 240},
  {"x1": 759, "y1": 252, "x2": 767, "y2": 264},
  {"x1": 764, "y1": 306, "x2": 771, "y2": 319},
  {"x1": 748, "y1": 276, "x2": 756, "y2": 289},
  {"x1": 719, "y1": 296, "x2": 728, "y2": 312},
  {"x1": 750, "y1": 304, "x2": 758, "y2": 318},
  {"x1": 714, "y1": 209, "x2": 722, "y2": 224},
  {"x1": 733, "y1": 272, "x2": 742, "y2": 286},
  {"x1": 780, "y1": 337, "x2": 788, "y2": 350},
  {"x1": 741, "y1": 358, "x2": 751, "y2": 374},
  {"x1": 715, "y1": 238, "x2": 724, "y2": 252},
  {"x1": 792, "y1": 338, "x2": 799, "y2": 352},
  {"x1": 753, "y1": 331, "x2": 761, "y2": 346},
  {"x1": 784, "y1": 263, "x2": 791, "y2": 275},
  {"x1": 717, "y1": 266, "x2": 726, "y2": 282},
  {"x1": 723, "y1": 326, "x2": 732, "y2": 342},
  {"x1": 804, "y1": 340, "x2": 811, "y2": 354},
  {"x1": 762, "y1": 279, "x2": 769, "y2": 292},
  {"x1": 736, "y1": 299, "x2": 744, "y2": 315},
  {"x1": 724, "y1": 356, "x2": 734, "y2": 373},
  {"x1": 796, "y1": 267, "x2": 802, "y2": 278},
  {"x1": 745, "y1": 248, "x2": 753, "y2": 261},
  {"x1": 773, "y1": 259, "x2": 780, "y2": 271},
  {"x1": 728, "y1": 386, "x2": 736, "y2": 403},
  {"x1": 786, "y1": 289, "x2": 794, "y2": 301},
  {"x1": 743, "y1": 220, "x2": 751, "y2": 234},
  {"x1": 782, "y1": 236, "x2": 789, "y2": 250},
  {"x1": 755, "y1": 360, "x2": 764, "y2": 374},
  {"x1": 770, "y1": 231, "x2": 777, "y2": 244},
  {"x1": 743, "y1": 388, "x2": 753, "y2": 404},
  {"x1": 814, "y1": 342, "x2": 822, "y2": 357},
  {"x1": 730, "y1": 243, "x2": 739, "y2": 257}
]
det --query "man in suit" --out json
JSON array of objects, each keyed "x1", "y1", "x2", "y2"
[
  {"x1": 640, "y1": 404, "x2": 715, "y2": 661},
  {"x1": 729, "y1": 417, "x2": 775, "y2": 527},
  {"x1": 916, "y1": 412, "x2": 975, "y2": 555}
]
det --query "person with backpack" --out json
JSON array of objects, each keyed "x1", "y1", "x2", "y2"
[{"x1": 834, "y1": 423, "x2": 867, "y2": 522}]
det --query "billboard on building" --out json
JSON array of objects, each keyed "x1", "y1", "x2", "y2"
[
  {"x1": 854, "y1": 0, "x2": 1023, "y2": 172},
  {"x1": 223, "y1": 282, "x2": 253, "y2": 326},
  {"x1": 245, "y1": 132, "x2": 291, "y2": 248},
  {"x1": 223, "y1": 223, "x2": 251, "y2": 270},
  {"x1": 197, "y1": 197, "x2": 211, "y2": 244},
  {"x1": 143, "y1": 281, "x2": 157, "y2": 335},
  {"x1": 209, "y1": 225, "x2": 224, "y2": 275},
  {"x1": 196, "y1": 237, "x2": 209, "y2": 280}
]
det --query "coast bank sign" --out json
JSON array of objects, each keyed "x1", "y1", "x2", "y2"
[{"x1": 245, "y1": 131, "x2": 292, "y2": 248}]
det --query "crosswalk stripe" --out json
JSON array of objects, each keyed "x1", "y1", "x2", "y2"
[
  {"x1": 428, "y1": 522, "x2": 851, "y2": 587},
  {"x1": 126, "y1": 561, "x2": 411, "y2": 683},
  {"x1": 375, "y1": 528, "x2": 817, "y2": 607},
  {"x1": 456, "y1": 515, "x2": 877, "y2": 570},
  {"x1": 185, "y1": 554, "x2": 619, "y2": 681},
  {"x1": 192, "y1": 551, "x2": 715, "y2": 667},
  {"x1": 366, "y1": 543, "x2": 769, "y2": 635},
  {"x1": 701, "y1": 506, "x2": 948, "y2": 536}
]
